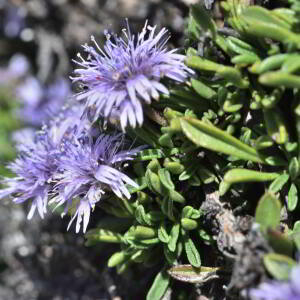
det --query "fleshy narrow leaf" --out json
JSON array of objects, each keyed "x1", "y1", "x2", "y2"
[
  {"x1": 191, "y1": 78, "x2": 216, "y2": 100},
  {"x1": 146, "y1": 270, "x2": 170, "y2": 300},
  {"x1": 288, "y1": 183, "x2": 298, "y2": 211},
  {"x1": 263, "y1": 108, "x2": 289, "y2": 144},
  {"x1": 158, "y1": 168, "x2": 175, "y2": 190},
  {"x1": 269, "y1": 173, "x2": 290, "y2": 193},
  {"x1": 158, "y1": 223, "x2": 170, "y2": 244},
  {"x1": 224, "y1": 169, "x2": 280, "y2": 184},
  {"x1": 180, "y1": 117, "x2": 265, "y2": 163},
  {"x1": 85, "y1": 229, "x2": 123, "y2": 246},
  {"x1": 168, "y1": 223, "x2": 180, "y2": 252},
  {"x1": 260, "y1": 72, "x2": 300, "y2": 89},
  {"x1": 184, "y1": 234, "x2": 201, "y2": 267},
  {"x1": 108, "y1": 251, "x2": 127, "y2": 267}
]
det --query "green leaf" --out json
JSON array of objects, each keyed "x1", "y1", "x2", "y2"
[
  {"x1": 217, "y1": 66, "x2": 249, "y2": 89},
  {"x1": 253, "y1": 135, "x2": 274, "y2": 150},
  {"x1": 223, "y1": 92, "x2": 244, "y2": 113},
  {"x1": 168, "y1": 265, "x2": 220, "y2": 283},
  {"x1": 148, "y1": 159, "x2": 161, "y2": 173},
  {"x1": 219, "y1": 180, "x2": 232, "y2": 196},
  {"x1": 288, "y1": 183, "x2": 298, "y2": 211},
  {"x1": 292, "y1": 221, "x2": 300, "y2": 250},
  {"x1": 263, "y1": 253, "x2": 296, "y2": 280},
  {"x1": 181, "y1": 218, "x2": 198, "y2": 231},
  {"x1": 163, "y1": 244, "x2": 177, "y2": 265},
  {"x1": 264, "y1": 156, "x2": 287, "y2": 166},
  {"x1": 159, "y1": 133, "x2": 174, "y2": 148},
  {"x1": 146, "y1": 169, "x2": 165, "y2": 195},
  {"x1": 126, "y1": 177, "x2": 147, "y2": 194},
  {"x1": 180, "y1": 117, "x2": 265, "y2": 163},
  {"x1": 146, "y1": 270, "x2": 170, "y2": 300},
  {"x1": 231, "y1": 53, "x2": 258, "y2": 66},
  {"x1": 186, "y1": 56, "x2": 220, "y2": 72},
  {"x1": 260, "y1": 72, "x2": 300, "y2": 89},
  {"x1": 184, "y1": 234, "x2": 201, "y2": 267},
  {"x1": 182, "y1": 206, "x2": 201, "y2": 219},
  {"x1": 168, "y1": 189, "x2": 185, "y2": 204},
  {"x1": 191, "y1": 78, "x2": 216, "y2": 100},
  {"x1": 158, "y1": 168, "x2": 175, "y2": 190},
  {"x1": 281, "y1": 55, "x2": 300, "y2": 74},
  {"x1": 263, "y1": 108, "x2": 289, "y2": 144},
  {"x1": 164, "y1": 161, "x2": 185, "y2": 175},
  {"x1": 135, "y1": 205, "x2": 152, "y2": 226},
  {"x1": 158, "y1": 223, "x2": 170, "y2": 244},
  {"x1": 255, "y1": 192, "x2": 281, "y2": 231},
  {"x1": 224, "y1": 169, "x2": 280, "y2": 184},
  {"x1": 136, "y1": 191, "x2": 153, "y2": 204},
  {"x1": 168, "y1": 223, "x2": 180, "y2": 252},
  {"x1": 179, "y1": 163, "x2": 198, "y2": 181},
  {"x1": 227, "y1": 36, "x2": 259, "y2": 56},
  {"x1": 269, "y1": 173, "x2": 290, "y2": 193},
  {"x1": 251, "y1": 54, "x2": 288, "y2": 74},
  {"x1": 243, "y1": 7, "x2": 291, "y2": 30},
  {"x1": 198, "y1": 167, "x2": 216, "y2": 184},
  {"x1": 135, "y1": 149, "x2": 165, "y2": 161},
  {"x1": 162, "y1": 196, "x2": 175, "y2": 221},
  {"x1": 289, "y1": 157, "x2": 300, "y2": 180},
  {"x1": 240, "y1": 8, "x2": 300, "y2": 47},
  {"x1": 85, "y1": 229, "x2": 123, "y2": 246},
  {"x1": 108, "y1": 251, "x2": 127, "y2": 267},
  {"x1": 130, "y1": 226, "x2": 157, "y2": 239}
]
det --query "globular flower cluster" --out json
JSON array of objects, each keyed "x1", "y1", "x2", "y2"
[
  {"x1": 17, "y1": 77, "x2": 71, "y2": 126},
  {"x1": 250, "y1": 265, "x2": 300, "y2": 300},
  {"x1": 0, "y1": 54, "x2": 29, "y2": 84},
  {"x1": 51, "y1": 133, "x2": 143, "y2": 233},
  {"x1": 0, "y1": 130, "x2": 57, "y2": 219},
  {"x1": 72, "y1": 21, "x2": 192, "y2": 130},
  {"x1": 0, "y1": 104, "x2": 142, "y2": 233},
  {"x1": 0, "y1": 21, "x2": 189, "y2": 233}
]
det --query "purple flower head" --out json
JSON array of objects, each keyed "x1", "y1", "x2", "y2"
[
  {"x1": 250, "y1": 265, "x2": 300, "y2": 300},
  {"x1": 17, "y1": 77, "x2": 71, "y2": 126},
  {"x1": 51, "y1": 133, "x2": 143, "y2": 233},
  {"x1": 0, "y1": 130, "x2": 58, "y2": 220},
  {"x1": 72, "y1": 21, "x2": 193, "y2": 130},
  {"x1": 0, "y1": 54, "x2": 29, "y2": 84},
  {"x1": 0, "y1": 103, "x2": 87, "y2": 220}
]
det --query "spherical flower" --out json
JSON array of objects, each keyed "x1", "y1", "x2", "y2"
[
  {"x1": 17, "y1": 77, "x2": 71, "y2": 126},
  {"x1": 0, "y1": 130, "x2": 58, "y2": 219},
  {"x1": 0, "y1": 54, "x2": 29, "y2": 84},
  {"x1": 0, "y1": 103, "x2": 86, "y2": 220},
  {"x1": 51, "y1": 133, "x2": 143, "y2": 233},
  {"x1": 250, "y1": 264, "x2": 300, "y2": 300},
  {"x1": 72, "y1": 21, "x2": 193, "y2": 130}
]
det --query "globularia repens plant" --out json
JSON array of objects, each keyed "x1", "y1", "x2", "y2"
[{"x1": 3, "y1": 0, "x2": 300, "y2": 299}]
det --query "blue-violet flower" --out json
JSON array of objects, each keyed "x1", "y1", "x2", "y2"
[
  {"x1": 51, "y1": 133, "x2": 142, "y2": 233},
  {"x1": 0, "y1": 130, "x2": 58, "y2": 219},
  {"x1": 17, "y1": 77, "x2": 71, "y2": 126},
  {"x1": 72, "y1": 21, "x2": 192, "y2": 130}
]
